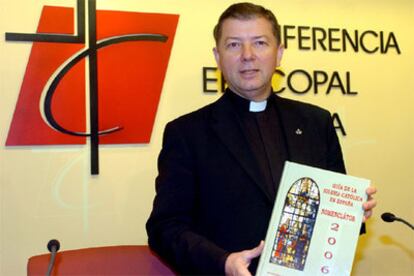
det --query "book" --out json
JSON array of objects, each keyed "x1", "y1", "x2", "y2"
[{"x1": 256, "y1": 161, "x2": 370, "y2": 276}]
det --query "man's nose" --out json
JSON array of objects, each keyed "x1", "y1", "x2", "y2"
[{"x1": 241, "y1": 44, "x2": 255, "y2": 61}]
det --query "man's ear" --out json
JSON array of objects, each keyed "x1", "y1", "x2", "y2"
[
  {"x1": 213, "y1": 47, "x2": 221, "y2": 71},
  {"x1": 276, "y1": 44, "x2": 284, "y2": 67}
]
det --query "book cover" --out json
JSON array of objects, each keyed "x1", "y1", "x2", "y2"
[{"x1": 256, "y1": 161, "x2": 370, "y2": 276}]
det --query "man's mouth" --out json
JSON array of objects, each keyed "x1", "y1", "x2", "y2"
[{"x1": 240, "y1": 69, "x2": 259, "y2": 77}]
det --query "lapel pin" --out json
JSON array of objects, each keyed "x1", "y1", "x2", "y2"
[{"x1": 295, "y1": 128, "x2": 303, "y2": 135}]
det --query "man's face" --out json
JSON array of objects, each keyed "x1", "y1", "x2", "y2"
[{"x1": 213, "y1": 17, "x2": 283, "y2": 101}]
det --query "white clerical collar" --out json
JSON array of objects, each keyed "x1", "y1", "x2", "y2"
[{"x1": 249, "y1": 100, "x2": 267, "y2": 112}]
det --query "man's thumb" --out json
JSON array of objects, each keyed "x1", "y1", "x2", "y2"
[{"x1": 246, "y1": 240, "x2": 265, "y2": 259}]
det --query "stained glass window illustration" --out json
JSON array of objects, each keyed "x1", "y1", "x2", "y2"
[{"x1": 270, "y1": 177, "x2": 320, "y2": 271}]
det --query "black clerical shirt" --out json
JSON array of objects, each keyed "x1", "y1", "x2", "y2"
[{"x1": 227, "y1": 89, "x2": 288, "y2": 200}]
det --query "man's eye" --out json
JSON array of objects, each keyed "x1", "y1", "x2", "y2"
[
  {"x1": 255, "y1": 40, "x2": 267, "y2": 47},
  {"x1": 227, "y1": 42, "x2": 240, "y2": 49}
]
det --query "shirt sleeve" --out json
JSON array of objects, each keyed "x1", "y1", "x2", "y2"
[{"x1": 146, "y1": 121, "x2": 229, "y2": 274}]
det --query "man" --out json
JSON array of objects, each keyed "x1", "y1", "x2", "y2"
[{"x1": 146, "y1": 3, "x2": 376, "y2": 275}]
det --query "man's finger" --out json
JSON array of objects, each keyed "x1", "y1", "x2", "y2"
[
  {"x1": 363, "y1": 210, "x2": 373, "y2": 222},
  {"x1": 366, "y1": 186, "x2": 377, "y2": 196},
  {"x1": 245, "y1": 240, "x2": 264, "y2": 259},
  {"x1": 363, "y1": 199, "x2": 377, "y2": 211}
]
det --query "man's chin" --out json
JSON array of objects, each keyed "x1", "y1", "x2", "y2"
[{"x1": 233, "y1": 86, "x2": 271, "y2": 101}]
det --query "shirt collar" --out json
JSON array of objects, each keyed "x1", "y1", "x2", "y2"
[
  {"x1": 226, "y1": 88, "x2": 274, "y2": 113},
  {"x1": 249, "y1": 100, "x2": 267, "y2": 112}
]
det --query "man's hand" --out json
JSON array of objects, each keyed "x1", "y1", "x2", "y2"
[
  {"x1": 362, "y1": 186, "x2": 377, "y2": 222},
  {"x1": 225, "y1": 241, "x2": 264, "y2": 276}
]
